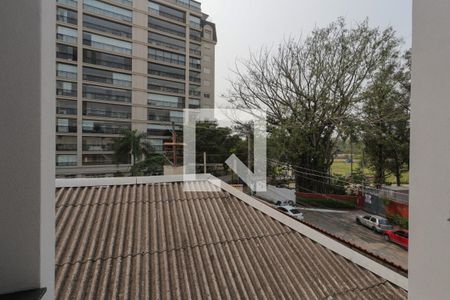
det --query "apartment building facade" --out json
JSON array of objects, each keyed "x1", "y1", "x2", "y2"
[{"x1": 55, "y1": 0, "x2": 216, "y2": 178}]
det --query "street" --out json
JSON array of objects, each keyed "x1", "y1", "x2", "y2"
[{"x1": 300, "y1": 209, "x2": 408, "y2": 271}]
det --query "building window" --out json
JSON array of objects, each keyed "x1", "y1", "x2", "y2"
[
  {"x1": 82, "y1": 154, "x2": 126, "y2": 165},
  {"x1": 189, "y1": 84, "x2": 201, "y2": 97},
  {"x1": 149, "y1": 1, "x2": 185, "y2": 23},
  {"x1": 189, "y1": 15, "x2": 201, "y2": 29},
  {"x1": 148, "y1": 32, "x2": 185, "y2": 52},
  {"x1": 57, "y1": 118, "x2": 77, "y2": 133},
  {"x1": 83, "y1": 32, "x2": 132, "y2": 55},
  {"x1": 56, "y1": 154, "x2": 77, "y2": 167},
  {"x1": 57, "y1": 25, "x2": 78, "y2": 44},
  {"x1": 204, "y1": 29, "x2": 212, "y2": 40},
  {"x1": 148, "y1": 93, "x2": 184, "y2": 108},
  {"x1": 83, "y1": 0, "x2": 132, "y2": 22},
  {"x1": 57, "y1": 44, "x2": 77, "y2": 61},
  {"x1": 190, "y1": 57, "x2": 201, "y2": 69},
  {"x1": 147, "y1": 123, "x2": 182, "y2": 136},
  {"x1": 57, "y1": 0, "x2": 78, "y2": 8},
  {"x1": 190, "y1": 29, "x2": 202, "y2": 42},
  {"x1": 57, "y1": 63, "x2": 77, "y2": 80},
  {"x1": 148, "y1": 109, "x2": 183, "y2": 124},
  {"x1": 188, "y1": 98, "x2": 200, "y2": 109},
  {"x1": 204, "y1": 93, "x2": 210, "y2": 98},
  {"x1": 148, "y1": 78, "x2": 185, "y2": 94},
  {"x1": 57, "y1": 99, "x2": 77, "y2": 115},
  {"x1": 82, "y1": 119, "x2": 131, "y2": 134},
  {"x1": 83, "y1": 14, "x2": 132, "y2": 39},
  {"x1": 189, "y1": 42, "x2": 201, "y2": 56},
  {"x1": 83, "y1": 49, "x2": 132, "y2": 70},
  {"x1": 189, "y1": 71, "x2": 201, "y2": 83},
  {"x1": 56, "y1": 136, "x2": 77, "y2": 151},
  {"x1": 83, "y1": 67, "x2": 132, "y2": 88},
  {"x1": 148, "y1": 48, "x2": 186, "y2": 66},
  {"x1": 57, "y1": 7, "x2": 77, "y2": 25},
  {"x1": 57, "y1": 81, "x2": 77, "y2": 97},
  {"x1": 83, "y1": 101, "x2": 132, "y2": 119},
  {"x1": 148, "y1": 63, "x2": 185, "y2": 80},
  {"x1": 149, "y1": 17, "x2": 186, "y2": 37},
  {"x1": 83, "y1": 136, "x2": 117, "y2": 151},
  {"x1": 83, "y1": 84, "x2": 132, "y2": 103}
]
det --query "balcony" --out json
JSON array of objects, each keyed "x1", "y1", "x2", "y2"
[
  {"x1": 84, "y1": 108, "x2": 132, "y2": 119},
  {"x1": 83, "y1": 4, "x2": 132, "y2": 23},
  {"x1": 148, "y1": 99, "x2": 184, "y2": 109},
  {"x1": 148, "y1": 114, "x2": 183, "y2": 124},
  {"x1": 56, "y1": 143, "x2": 77, "y2": 151},
  {"x1": 57, "y1": 70, "x2": 77, "y2": 80},
  {"x1": 57, "y1": 14, "x2": 77, "y2": 25},
  {"x1": 57, "y1": 0, "x2": 78, "y2": 8},
  {"x1": 57, "y1": 33, "x2": 77, "y2": 44}
]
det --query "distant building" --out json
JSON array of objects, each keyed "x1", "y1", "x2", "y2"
[{"x1": 55, "y1": 0, "x2": 217, "y2": 177}]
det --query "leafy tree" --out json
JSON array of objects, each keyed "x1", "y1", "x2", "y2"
[
  {"x1": 228, "y1": 18, "x2": 401, "y2": 193},
  {"x1": 113, "y1": 129, "x2": 164, "y2": 176},
  {"x1": 196, "y1": 121, "x2": 246, "y2": 165},
  {"x1": 361, "y1": 50, "x2": 410, "y2": 187}
]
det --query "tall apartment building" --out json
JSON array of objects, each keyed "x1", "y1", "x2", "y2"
[{"x1": 55, "y1": 0, "x2": 216, "y2": 178}]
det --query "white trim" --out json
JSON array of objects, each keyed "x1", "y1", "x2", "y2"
[
  {"x1": 208, "y1": 178, "x2": 409, "y2": 291},
  {"x1": 55, "y1": 174, "x2": 213, "y2": 188},
  {"x1": 54, "y1": 174, "x2": 408, "y2": 290}
]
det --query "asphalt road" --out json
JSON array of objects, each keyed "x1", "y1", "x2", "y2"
[{"x1": 300, "y1": 209, "x2": 408, "y2": 271}]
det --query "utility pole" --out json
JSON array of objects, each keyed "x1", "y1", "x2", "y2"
[{"x1": 163, "y1": 122, "x2": 184, "y2": 167}]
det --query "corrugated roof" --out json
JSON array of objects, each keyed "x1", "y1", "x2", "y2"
[{"x1": 55, "y1": 181, "x2": 407, "y2": 299}]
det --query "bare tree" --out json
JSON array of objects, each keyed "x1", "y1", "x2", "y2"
[{"x1": 228, "y1": 18, "x2": 402, "y2": 193}]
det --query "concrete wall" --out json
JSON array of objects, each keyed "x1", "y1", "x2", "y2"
[
  {"x1": 0, "y1": 0, "x2": 55, "y2": 298},
  {"x1": 410, "y1": 0, "x2": 450, "y2": 298}
]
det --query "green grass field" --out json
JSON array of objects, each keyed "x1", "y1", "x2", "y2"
[{"x1": 331, "y1": 159, "x2": 409, "y2": 185}]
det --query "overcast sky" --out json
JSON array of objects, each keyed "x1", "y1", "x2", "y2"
[{"x1": 200, "y1": 0, "x2": 412, "y2": 107}]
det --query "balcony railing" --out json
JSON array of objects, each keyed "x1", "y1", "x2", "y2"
[
  {"x1": 149, "y1": 39, "x2": 185, "y2": 52},
  {"x1": 57, "y1": 70, "x2": 77, "y2": 80},
  {"x1": 149, "y1": 54, "x2": 185, "y2": 66},
  {"x1": 83, "y1": 75, "x2": 132, "y2": 88},
  {"x1": 84, "y1": 21, "x2": 132, "y2": 39},
  {"x1": 148, "y1": 115, "x2": 183, "y2": 124},
  {"x1": 189, "y1": 62, "x2": 201, "y2": 70},
  {"x1": 149, "y1": 23, "x2": 186, "y2": 38},
  {"x1": 57, "y1": 144, "x2": 77, "y2": 151},
  {"x1": 57, "y1": 89, "x2": 77, "y2": 97},
  {"x1": 85, "y1": 40, "x2": 132, "y2": 55},
  {"x1": 84, "y1": 108, "x2": 131, "y2": 119},
  {"x1": 175, "y1": 0, "x2": 201, "y2": 12},
  {"x1": 83, "y1": 91, "x2": 131, "y2": 103},
  {"x1": 57, "y1": 107, "x2": 77, "y2": 115},
  {"x1": 57, "y1": 0, "x2": 78, "y2": 8},
  {"x1": 148, "y1": 85, "x2": 184, "y2": 95},
  {"x1": 57, "y1": 33, "x2": 77, "y2": 44},
  {"x1": 149, "y1": 8, "x2": 185, "y2": 23},
  {"x1": 57, "y1": 15, "x2": 78, "y2": 25},
  {"x1": 148, "y1": 100, "x2": 184, "y2": 109},
  {"x1": 83, "y1": 144, "x2": 115, "y2": 151},
  {"x1": 110, "y1": 0, "x2": 133, "y2": 7},
  {"x1": 83, "y1": 4, "x2": 132, "y2": 23}
]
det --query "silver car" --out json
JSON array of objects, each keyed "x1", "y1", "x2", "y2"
[
  {"x1": 277, "y1": 206, "x2": 304, "y2": 221},
  {"x1": 356, "y1": 215, "x2": 393, "y2": 233}
]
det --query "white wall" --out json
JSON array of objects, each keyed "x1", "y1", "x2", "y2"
[
  {"x1": 0, "y1": 0, "x2": 55, "y2": 298},
  {"x1": 410, "y1": 0, "x2": 450, "y2": 298}
]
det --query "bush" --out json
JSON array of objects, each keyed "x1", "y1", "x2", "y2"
[{"x1": 387, "y1": 214, "x2": 409, "y2": 229}]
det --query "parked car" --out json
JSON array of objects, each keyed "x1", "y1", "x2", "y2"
[
  {"x1": 277, "y1": 206, "x2": 304, "y2": 221},
  {"x1": 356, "y1": 214, "x2": 393, "y2": 233},
  {"x1": 384, "y1": 230, "x2": 409, "y2": 249}
]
